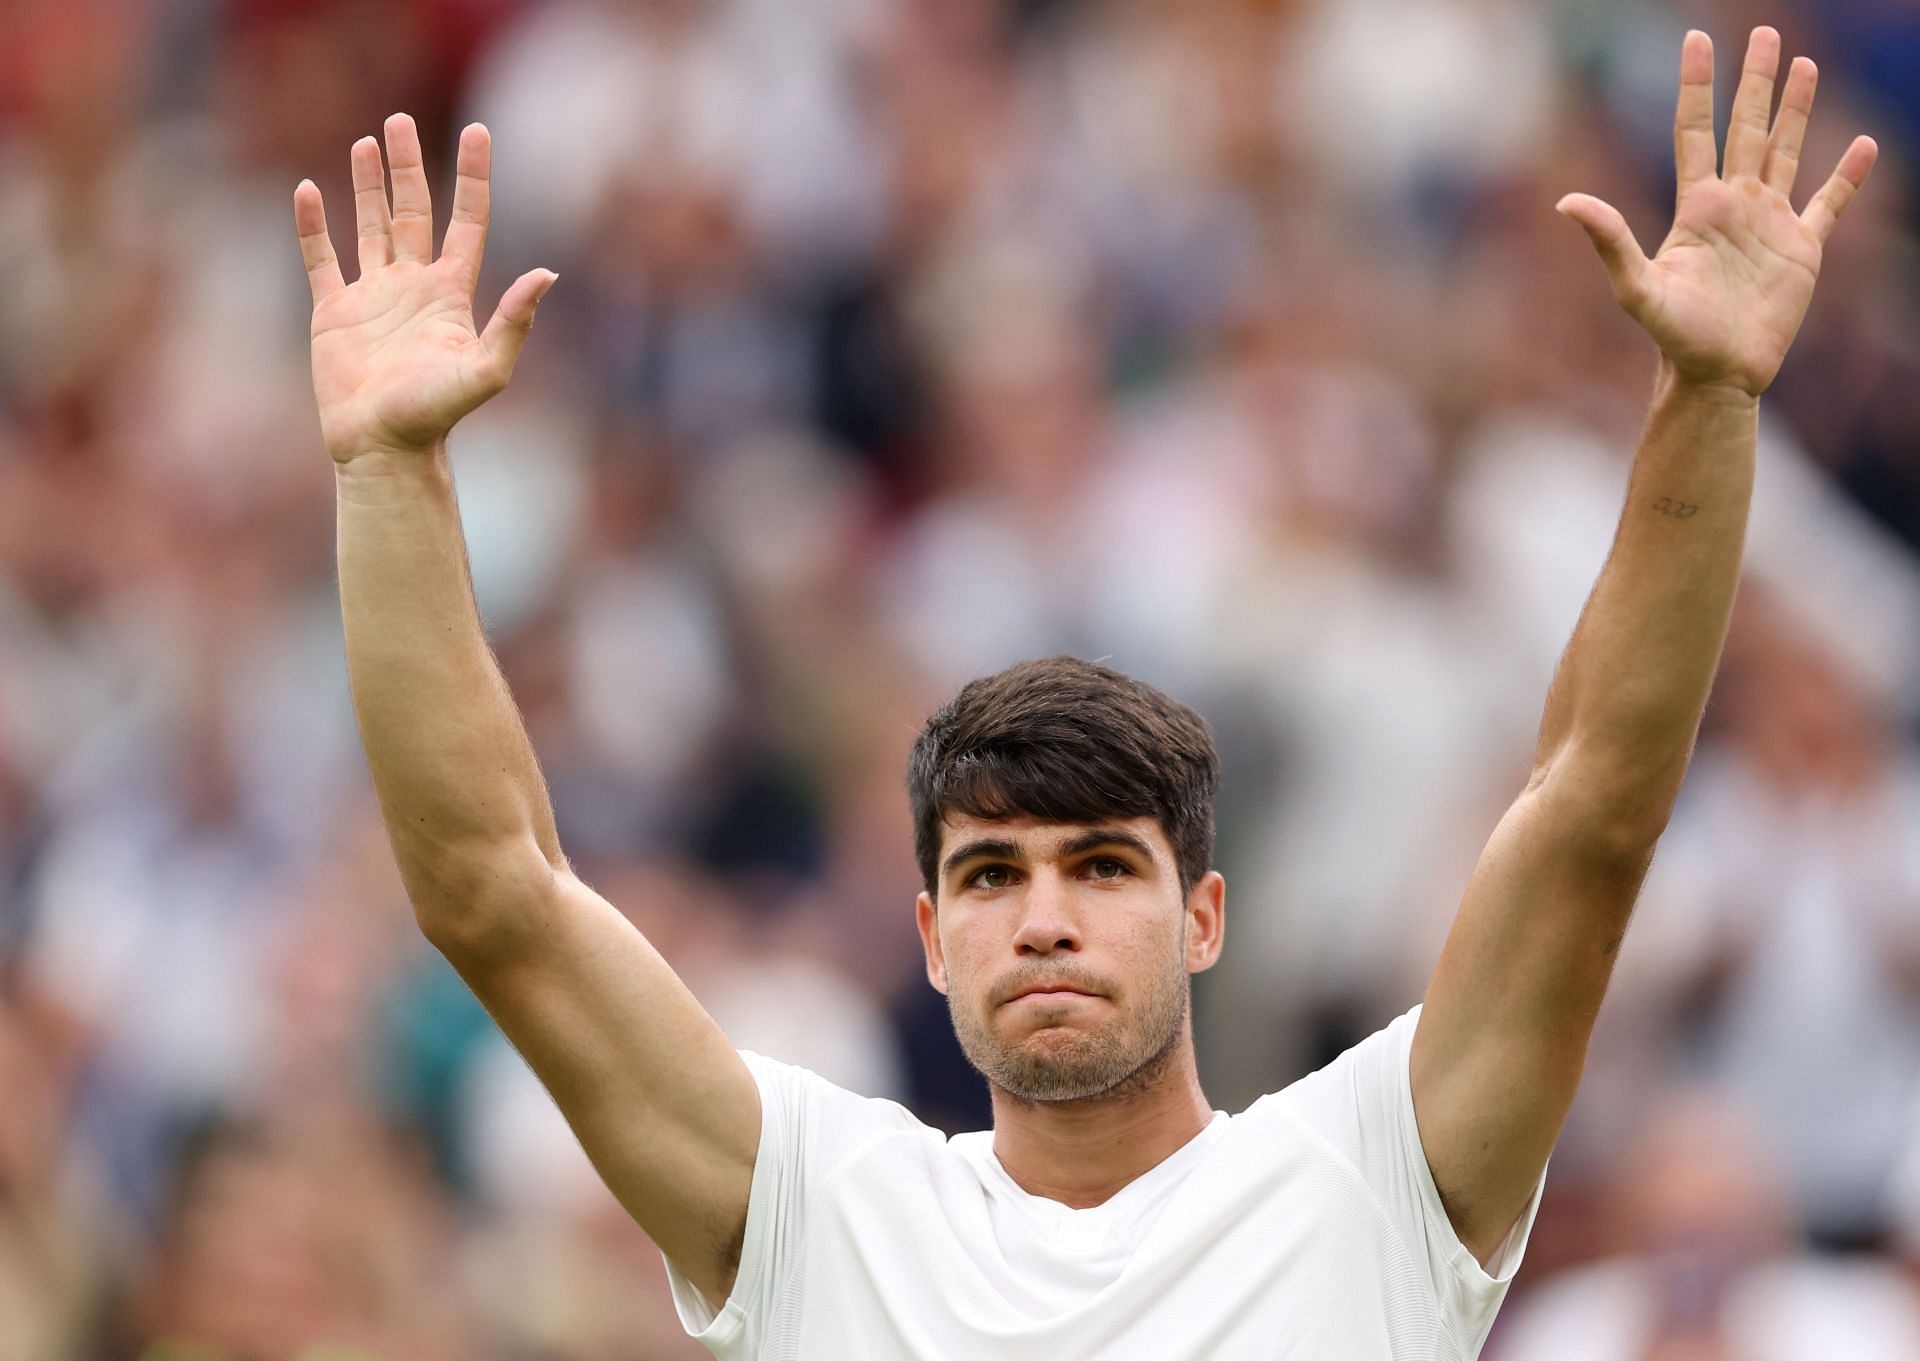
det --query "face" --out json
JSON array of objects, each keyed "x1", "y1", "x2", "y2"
[{"x1": 915, "y1": 813, "x2": 1225, "y2": 1104}]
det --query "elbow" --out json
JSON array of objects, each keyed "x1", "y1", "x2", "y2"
[
  {"x1": 402, "y1": 833, "x2": 561, "y2": 959},
  {"x1": 1527, "y1": 742, "x2": 1680, "y2": 861}
]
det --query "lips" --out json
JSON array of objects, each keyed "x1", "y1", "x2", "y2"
[{"x1": 1007, "y1": 984, "x2": 1097, "y2": 1004}]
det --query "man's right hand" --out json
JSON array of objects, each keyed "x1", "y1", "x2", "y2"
[{"x1": 294, "y1": 113, "x2": 556, "y2": 464}]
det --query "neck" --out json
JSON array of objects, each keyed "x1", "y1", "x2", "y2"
[{"x1": 986, "y1": 1027, "x2": 1215, "y2": 1209}]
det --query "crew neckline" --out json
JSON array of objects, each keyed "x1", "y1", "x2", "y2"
[{"x1": 954, "y1": 1109, "x2": 1232, "y2": 1225}]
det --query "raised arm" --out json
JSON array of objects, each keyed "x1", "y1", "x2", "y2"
[
  {"x1": 1410, "y1": 28, "x2": 1877, "y2": 1265},
  {"x1": 295, "y1": 115, "x2": 758, "y2": 1309}
]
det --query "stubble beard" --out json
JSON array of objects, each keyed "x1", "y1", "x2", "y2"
[{"x1": 947, "y1": 953, "x2": 1192, "y2": 1105}]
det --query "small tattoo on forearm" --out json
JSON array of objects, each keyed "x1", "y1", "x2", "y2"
[{"x1": 1651, "y1": 497, "x2": 1699, "y2": 519}]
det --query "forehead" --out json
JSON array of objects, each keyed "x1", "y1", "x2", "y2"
[{"x1": 936, "y1": 811, "x2": 1174, "y2": 862}]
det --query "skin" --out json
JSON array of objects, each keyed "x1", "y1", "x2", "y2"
[
  {"x1": 292, "y1": 22, "x2": 1879, "y2": 1321},
  {"x1": 915, "y1": 814, "x2": 1225, "y2": 1206}
]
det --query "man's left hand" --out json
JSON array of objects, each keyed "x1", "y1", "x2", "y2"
[{"x1": 1557, "y1": 26, "x2": 1877, "y2": 398}]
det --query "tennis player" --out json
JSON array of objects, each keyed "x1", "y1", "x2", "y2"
[{"x1": 294, "y1": 26, "x2": 1875, "y2": 1359}]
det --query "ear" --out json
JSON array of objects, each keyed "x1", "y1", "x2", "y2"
[
  {"x1": 1184, "y1": 870, "x2": 1226, "y2": 975},
  {"x1": 916, "y1": 890, "x2": 949, "y2": 994}
]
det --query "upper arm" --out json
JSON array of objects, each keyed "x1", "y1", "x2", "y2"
[
  {"x1": 429, "y1": 861, "x2": 760, "y2": 1311},
  {"x1": 1411, "y1": 761, "x2": 1660, "y2": 1265}
]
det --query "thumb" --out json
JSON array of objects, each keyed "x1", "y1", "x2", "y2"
[
  {"x1": 1555, "y1": 193, "x2": 1650, "y2": 309},
  {"x1": 478, "y1": 269, "x2": 558, "y2": 385}
]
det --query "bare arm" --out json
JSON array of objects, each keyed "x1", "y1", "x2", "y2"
[
  {"x1": 297, "y1": 114, "x2": 758, "y2": 1308},
  {"x1": 1410, "y1": 27, "x2": 1878, "y2": 1265}
]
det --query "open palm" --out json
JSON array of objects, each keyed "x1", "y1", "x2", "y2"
[
  {"x1": 294, "y1": 114, "x2": 555, "y2": 463},
  {"x1": 1557, "y1": 27, "x2": 1877, "y2": 397}
]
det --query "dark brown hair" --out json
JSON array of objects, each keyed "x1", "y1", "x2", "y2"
[{"x1": 908, "y1": 656, "x2": 1220, "y2": 899}]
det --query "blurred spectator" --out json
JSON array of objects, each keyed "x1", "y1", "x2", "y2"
[
  {"x1": 1282, "y1": 0, "x2": 1558, "y2": 232},
  {"x1": 0, "y1": 989, "x2": 102, "y2": 1361},
  {"x1": 1167, "y1": 260, "x2": 1526, "y2": 1088},
  {"x1": 1625, "y1": 588, "x2": 1920, "y2": 1251},
  {"x1": 123, "y1": 1116, "x2": 473, "y2": 1361},
  {"x1": 464, "y1": 0, "x2": 882, "y2": 280},
  {"x1": 1491, "y1": 1088, "x2": 1920, "y2": 1361}
]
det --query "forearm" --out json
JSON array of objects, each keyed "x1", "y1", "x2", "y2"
[
  {"x1": 335, "y1": 443, "x2": 565, "y2": 916},
  {"x1": 1532, "y1": 359, "x2": 1760, "y2": 831}
]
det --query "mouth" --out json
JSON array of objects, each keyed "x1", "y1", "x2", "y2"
[{"x1": 1006, "y1": 987, "x2": 1098, "y2": 1005}]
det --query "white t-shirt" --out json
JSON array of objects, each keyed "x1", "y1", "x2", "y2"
[{"x1": 663, "y1": 1003, "x2": 1545, "y2": 1359}]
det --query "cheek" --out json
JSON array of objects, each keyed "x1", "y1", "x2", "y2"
[
  {"x1": 938, "y1": 930, "x2": 985, "y2": 994},
  {"x1": 1124, "y1": 917, "x2": 1187, "y2": 985}
]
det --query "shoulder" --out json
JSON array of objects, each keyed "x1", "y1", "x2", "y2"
[
  {"x1": 739, "y1": 1049, "x2": 936, "y2": 1173},
  {"x1": 1253, "y1": 1004, "x2": 1421, "y2": 1125},
  {"x1": 1240, "y1": 1004, "x2": 1548, "y2": 1278},
  {"x1": 1217, "y1": 1005, "x2": 1424, "y2": 1200}
]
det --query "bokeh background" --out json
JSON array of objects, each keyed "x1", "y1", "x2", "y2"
[{"x1": 4, "y1": 0, "x2": 1920, "y2": 1356}]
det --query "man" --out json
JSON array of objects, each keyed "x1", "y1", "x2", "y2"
[{"x1": 293, "y1": 26, "x2": 1876, "y2": 1359}]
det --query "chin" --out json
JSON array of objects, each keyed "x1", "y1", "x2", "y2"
[{"x1": 988, "y1": 1025, "x2": 1147, "y2": 1103}]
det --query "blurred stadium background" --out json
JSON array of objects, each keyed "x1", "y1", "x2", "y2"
[{"x1": 3, "y1": 0, "x2": 1920, "y2": 1356}]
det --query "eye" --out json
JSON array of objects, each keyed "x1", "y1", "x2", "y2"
[
  {"x1": 1086, "y1": 857, "x2": 1131, "y2": 881},
  {"x1": 968, "y1": 865, "x2": 1017, "y2": 891}
]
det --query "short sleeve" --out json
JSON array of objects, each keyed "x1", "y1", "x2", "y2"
[
  {"x1": 658, "y1": 1049, "x2": 923, "y2": 1358},
  {"x1": 1272, "y1": 1003, "x2": 1547, "y2": 1355}
]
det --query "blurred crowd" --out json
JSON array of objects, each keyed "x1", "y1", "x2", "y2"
[{"x1": 2, "y1": 0, "x2": 1920, "y2": 1356}]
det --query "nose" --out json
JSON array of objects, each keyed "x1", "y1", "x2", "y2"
[{"x1": 1012, "y1": 867, "x2": 1082, "y2": 956}]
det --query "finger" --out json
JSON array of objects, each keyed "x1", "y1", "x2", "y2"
[
  {"x1": 477, "y1": 270, "x2": 559, "y2": 389},
  {"x1": 1675, "y1": 30, "x2": 1718, "y2": 190},
  {"x1": 1802, "y1": 135, "x2": 1879, "y2": 246},
  {"x1": 442, "y1": 124, "x2": 491, "y2": 290},
  {"x1": 384, "y1": 112, "x2": 434, "y2": 264},
  {"x1": 1556, "y1": 193, "x2": 1652, "y2": 310},
  {"x1": 351, "y1": 135, "x2": 393, "y2": 274},
  {"x1": 293, "y1": 180, "x2": 346, "y2": 304},
  {"x1": 1721, "y1": 26, "x2": 1782, "y2": 181},
  {"x1": 1763, "y1": 56, "x2": 1818, "y2": 198}
]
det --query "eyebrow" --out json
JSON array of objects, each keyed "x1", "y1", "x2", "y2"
[
  {"x1": 939, "y1": 827, "x2": 1158, "y2": 884},
  {"x1": 941, "y1": 838, "x2": 1020, "y2": 884},
  {"x1": 1057, "y1": 828, "x2": 1157, "y2": 863}
]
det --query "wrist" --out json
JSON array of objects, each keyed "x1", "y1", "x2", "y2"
[
  {"x1": 334, "y1": 442, "x2": 454, "y2": 507},
  {"x1": 1655, "y1": 356, "x2": 1764, "y2": 410},
  {"x1": 334, "y1": 440, "x2": 449, "y2": 479}
]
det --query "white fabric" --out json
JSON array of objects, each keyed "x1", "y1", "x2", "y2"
[{"x1": 661, "y1": 1004, "x2": 1545, "y2": 1359}]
